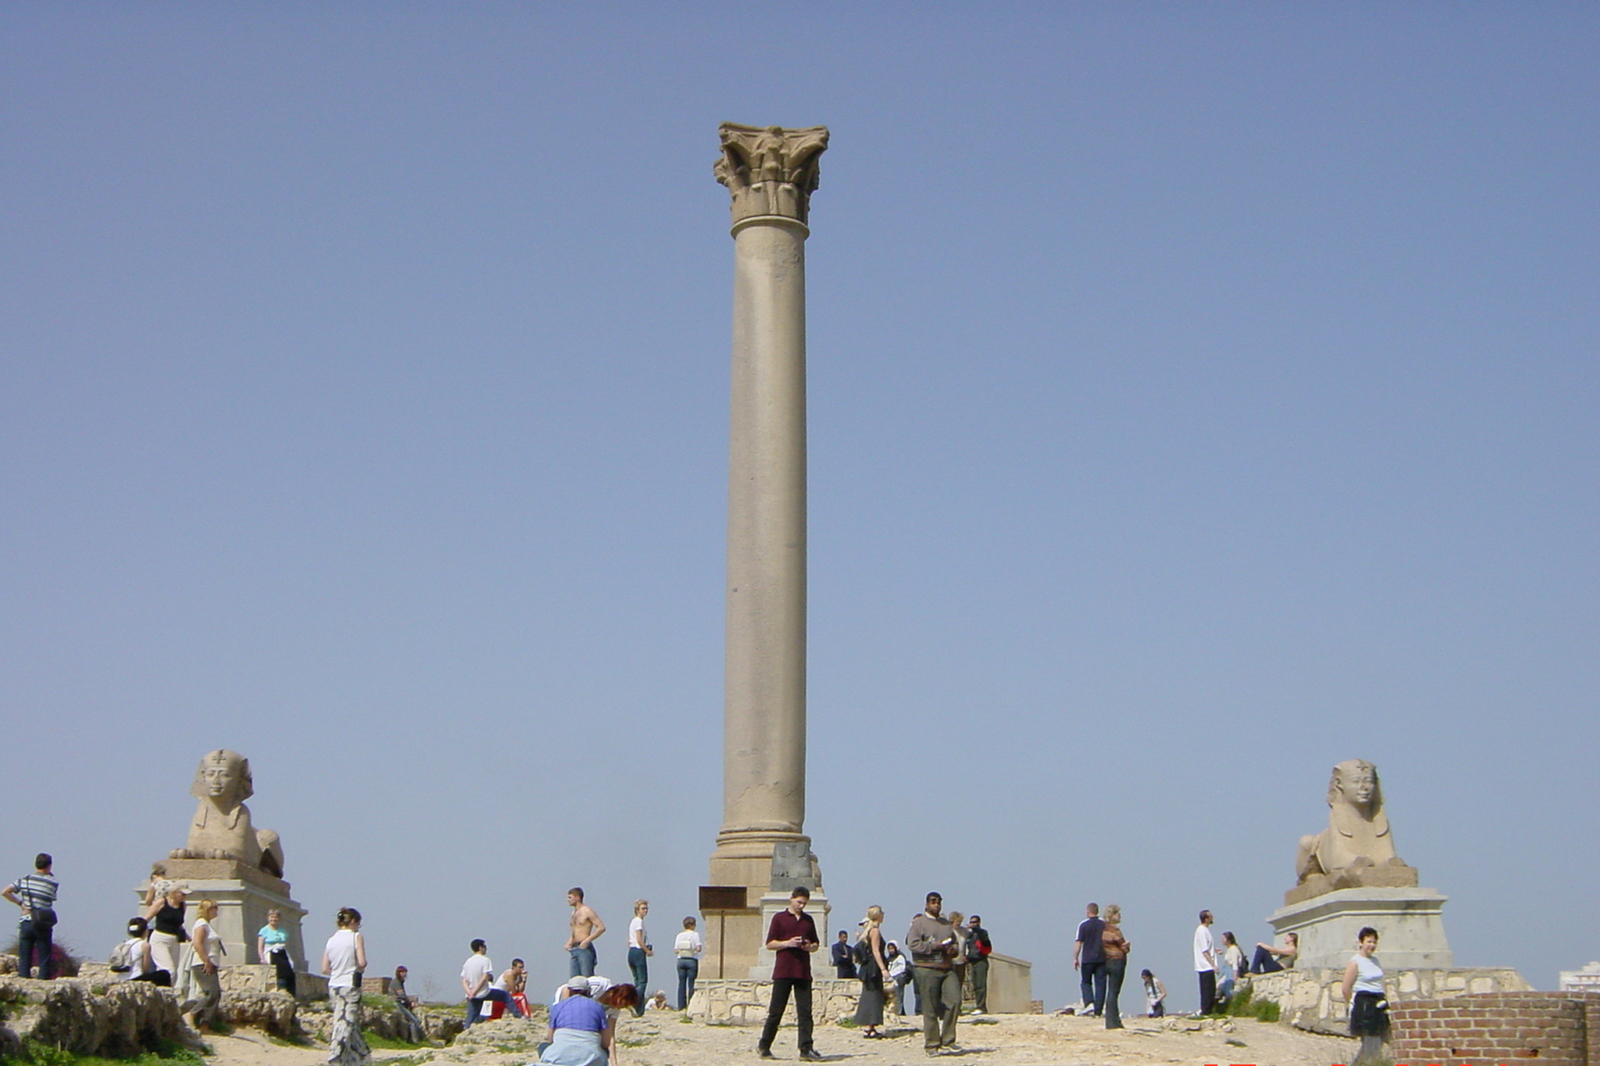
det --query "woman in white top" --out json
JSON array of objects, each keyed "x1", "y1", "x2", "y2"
[
  {"x1": 673, "y1": 916, "x2": 703, "y2": 1011},
  {"x1": 322, "y1": 907, "x2": 371, "y2": 1066},
  {"x1": 181, "y1": 900, "x2": 225, "y2": 1032},
  {"x1": 118, "y1": 916, "x2": 154, "y2": 981},
  {"x1": 625, "y1": 900, "x2": 651, "y2": 1018},
  {"x1": 1340, "y1": 926, "x2": 1388, "y2": 1066}
]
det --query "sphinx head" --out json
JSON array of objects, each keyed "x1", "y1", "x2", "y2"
[
  {"x1": 1328, "y1": 758, "x2": 1381, "y2": 813},
  {"x1": 191, "y1": 749, "x2": 254, "y2": 804}
]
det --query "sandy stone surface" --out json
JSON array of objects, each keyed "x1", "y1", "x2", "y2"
[{"x1": 206, "y1": 1010, "x2": 1360, "y2": 1066}]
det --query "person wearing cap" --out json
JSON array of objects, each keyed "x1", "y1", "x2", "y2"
[
  {"x1": 907, "y1": 891, "x2": 962, "y2": 1055},
  {"x1": 143, "y1": 881, "x2": 189, "y2": 983},
  {"x1": 756, "y1": 885, "x2": 822, "y2": 1061},
  {"x1": 539, "y1": 976, "x2": 613, "y2": 1066}
]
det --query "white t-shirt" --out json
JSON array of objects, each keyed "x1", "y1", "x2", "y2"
[
  {"x1": 628, "y1": 916, "x2": 647, "y2": 950},
  {"x1": 461, "y1": 953, "x2": 495, "y2": 999},
  {"x1": 325, "y1": 928, "x2": 361, "y2": 989},
  {"x1": 1350, "y1": 953, "x2": 1384, "y2": 996},
  {"x1": 120, "y1": 936, "x2": 149, "y2": 979},
  {"x1": 553, "y1": 975, "x2": 613, "y2": 1004},
  {"x1": 674, "y1": 929, "x2": 703, "y2": 957},
  {"x1": 192, "y1": 919, "x2": 225, "y2": 966},
  {"x1": 1193, "y1": 924, "x2": 1215, "y2": 972}
]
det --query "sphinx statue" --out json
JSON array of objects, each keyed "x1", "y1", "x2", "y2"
[
  {"x1": 1289, "y1": 758, "x2": 1416, "y2": 903},
  {"x1": 169, "y1": 749, "x2": 285, "y2": 878}
]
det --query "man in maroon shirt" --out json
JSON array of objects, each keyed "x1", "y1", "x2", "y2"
[{"x1": 757, "y1": 885, "x2": 822, "y2": 1060}]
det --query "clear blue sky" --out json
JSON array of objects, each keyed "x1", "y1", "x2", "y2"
[{"x1": 3, "y1": 2, "x2": 1595, "y2": 1012}]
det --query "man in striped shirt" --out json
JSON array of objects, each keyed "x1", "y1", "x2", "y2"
[{"x1": 4, "y1": 853, "x2": 59, "y2": 979}]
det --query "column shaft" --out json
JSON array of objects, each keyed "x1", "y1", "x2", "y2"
[{"x1": 721, "y1": 217, "x2": 808, "y2": 842}]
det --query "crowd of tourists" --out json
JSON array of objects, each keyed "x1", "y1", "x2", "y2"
[{"x1": 6, "y1": 849, "x2": 1392, "y2": 1066}]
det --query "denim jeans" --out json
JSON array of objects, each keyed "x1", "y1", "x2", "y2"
[
  {"x1": 1080, "y1": 959, "x2": 1107, "y2": 1014},
  {"x1": 1250, "y1": 946, "x2": 1284, "y2": 974},
  {"x1": 757, "y1": 978, "x2": 813, "y2": 1054},
  {"x1": 676, "y1": 957, "x2": 699, "y2": 1010},
  {"x1": 569, "y1": 944, "x2": 597, "y2": 977},
  {"x1": 628, "y1": 947, "x2": 649, "y2": 1015},
  {"x1": 464, "y1": 989, "x2": 518, "y2": 1027},
  {"x1": 1104, "y1": 958, "x2": 1126, "y2": 1028},
  {"x1": 18, "y1": 917, "x2": 53, "y2": 979}
]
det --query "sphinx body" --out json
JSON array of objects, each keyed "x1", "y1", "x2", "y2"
[
  {"x1": 170, "y1": 749, "x2": 285, "y2": 878},
  {"x1": 1293, "y1": 759, "x2": 1414, "y2": 897}
]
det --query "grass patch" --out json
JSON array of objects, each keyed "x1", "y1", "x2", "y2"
[
  {"x1": 1221, "y1": 985, "x2": 1280, "y2": 1024},
  {"x1": 1, "y1": 1040, "x2": 208, "y2": 1066},
  {"x1": 363, "y1": 1035, "x2": 428, "y2": 1051},
  {"x1": 616, "y1": 1038, "x2": 651, "y2": 1049},
  {"x1": 374, "y1": 1056, "x2": 432, "y2": 1066},
  {"x1": 836, "y1": 1018, "x2": 859, "y2": 1029}
]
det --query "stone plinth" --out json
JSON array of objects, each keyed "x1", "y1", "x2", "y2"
[
  {"x1": 218, "y1": 963, "x2": 329, "y2": 1002},
  {"x1": 142, "y1": 858, "x2": 309, "y2": 973},
  {"x1": 750, "y1": 892, "x2": 830, "y2": 979},
  {"x1": 1249, "y1": 965, "x2": 1530, "y2": 1034},
  {"x1": 687, "y1": 978, "x2": 861, "y2": 1025},
  {"x1": 1285, "y1": 862, "x2": 1419, "y2": 906},
  {"x1": 1268, "y1": 885, "x2": 1453, "y2": 970},
  {"x1": 963, "y1": 953, "x2": 1033, "y2": 1015}
]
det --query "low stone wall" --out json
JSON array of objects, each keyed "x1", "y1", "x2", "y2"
[
  {"x1": 687, "y1": 979, "x2": 861, "y2": 1025},
  {"x1": 217, "y1": 962, "x2": 330, "y2": 1000},
  {"x1": 1248, "y1": 966, "x2": 1530, "y2": 1034},
  {"x1": 1390, "y1": 991, "x2": 1600, "y2": 1066}
]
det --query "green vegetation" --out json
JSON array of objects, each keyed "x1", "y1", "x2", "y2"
[
  {"x1": 0, "y1": 1039, "x2": 207, "y2": 1066},
  {"x1": 363, "y1": 1035, "x2": 428, "y2": 1051},
  {"x1": 1222, "y1": 985, "x2": 1281, "y2": 1023},
  {"x1": 373, "y1": 1055, "x2": 432, "y2": 1066}
]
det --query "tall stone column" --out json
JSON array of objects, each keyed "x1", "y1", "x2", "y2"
[{"x1": 703, "y1": 123, "x2": 830, "y2": 979}]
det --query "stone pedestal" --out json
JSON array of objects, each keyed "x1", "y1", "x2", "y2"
[
  {"x1": 1268, "y1": 886, "x2": 1453, "y2": 970},
  {"x1": 141, "y1": 858, "x2": 309, "y2": 973},
  {"x1": 1249, "y1": 965, "x2": 1529, "y2": 1035},
  {"x1": 750, "y1": 891, "x2": 831, "y2": 979}
]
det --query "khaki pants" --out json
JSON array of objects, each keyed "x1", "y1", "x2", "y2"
[{"x1": 913, "y1": 966, "x2": 962, "y2": 1049}]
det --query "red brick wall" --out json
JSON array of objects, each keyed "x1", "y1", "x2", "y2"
[{"x1": 1389, "y1": 992, "x2": 1598, "y2": 1066}]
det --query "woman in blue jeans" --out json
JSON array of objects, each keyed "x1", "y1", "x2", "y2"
[
  {"x1": 625, "y1": 900, "x2": 652, "y2": 1017},
  {"x1": 673, "y1": 916, "x2": 703, "y2": 1010}
]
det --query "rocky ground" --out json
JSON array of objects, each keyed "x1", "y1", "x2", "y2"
[
  {"x1": 1, "y1": 973, "x2": 1361, "y2": 1066},
  {"x1": 210, "y1": 1009, "x2": 1359, "y2": 1066}
]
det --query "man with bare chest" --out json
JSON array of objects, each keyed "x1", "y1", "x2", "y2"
[{"x1": 565, "y1": 887, "x2": 606, "y2": 977}]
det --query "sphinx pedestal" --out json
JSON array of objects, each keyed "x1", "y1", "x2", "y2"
[
  {"x1": 141, "y1": 858, "x2": 310, "y2": 975},
  {"x1": 1268, "y1": 885, "x2": 1453, "y2": 970}
]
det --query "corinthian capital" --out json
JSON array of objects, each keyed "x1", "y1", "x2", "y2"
[{"x1": 715, "y1": 123, "x2": 830, "y2": 227}]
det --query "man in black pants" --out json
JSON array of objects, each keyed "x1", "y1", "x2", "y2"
[
  {"x1": 1194, "y1": 909, "x2": 1218, "y2": 1015},
  {"x1": 757, "y1": 886, "x2": 822, "y2": 1061}
]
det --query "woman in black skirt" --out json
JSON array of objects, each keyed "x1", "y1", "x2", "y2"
[{"x1": 1340, "y1": 927, "x2": 1388, "y2": 1066}]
